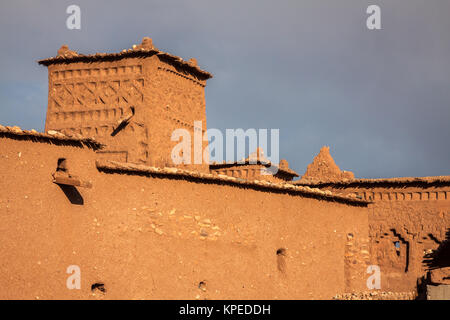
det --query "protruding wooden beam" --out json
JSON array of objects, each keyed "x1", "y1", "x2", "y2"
[
  {"x1": 53, "y1": 175, "x2": 92, "y2": 189},
  {"x1": 111, "y1": 107, "x2": 135, "y2": 136}
]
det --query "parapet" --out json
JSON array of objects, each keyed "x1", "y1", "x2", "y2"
[
  {"x1": 0, "y1": 125, "x2": 103, "y2": 150},
  {"x1": 210, "y1": 148, "x2": 300, "y2": 182},
  {"x1": 295, "y1": 175, "x2": 450, "y2": 187},
  {"x1": 96, "y1": 159, "x2": 368, "y2": 206},
  {"x1": 38, "y1": 37, "x2": 213, "y2": 80}
]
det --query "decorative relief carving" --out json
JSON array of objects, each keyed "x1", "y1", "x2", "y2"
[
  {"x1": 49, "y1": 107, "x2": 127, "y2": 125},
  {"x1": 50, "y1": 78, "x2": 144, "y2": 110},
  {"x1": 358, "y1": 191, "x2": 449, "y2": 201},
  {"x1": 151, "y1": 67, "x2": 206, "y2": 130},
  {"x1": 52, "y1": 65, "x2": 142, "y2": 80},
  {"x1": 157, "y1": 66, "x2": 204, "y2": 87}
]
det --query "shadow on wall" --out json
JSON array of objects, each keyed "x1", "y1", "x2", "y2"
[
  {"x1": 58, "y1": 184, "x2": 84, "y2": 205},
  {"x1": 424, "y1": 229, "x2": 450, "y2": 270},
  {"x1": 391, "y1": 228, "x2": 410, "y2": 273},
  {"x1": 417, "y1": 229, "x2": 450, "y2": 299}
]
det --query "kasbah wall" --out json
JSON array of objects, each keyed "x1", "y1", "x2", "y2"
[
  {"x1": 0, "y1": 37, "x2": 448, "y2": 300},
  {"x1": 0, "y1": 134, "x2": 368, "y2": 300},
  {"x1": 296, "y1": 147, "x2": 450, "y2": 297}
]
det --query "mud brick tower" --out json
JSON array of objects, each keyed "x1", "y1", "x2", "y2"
[{"x1": 39, "y1": 37, "x2": 212, "y2": 171}]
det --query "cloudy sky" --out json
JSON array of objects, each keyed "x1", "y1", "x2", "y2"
[{"x1": 0, "y1": 0, "x2": 449, "y2": 178}]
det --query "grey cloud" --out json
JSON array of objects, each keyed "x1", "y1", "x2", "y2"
[{"x1": 0, "y1": 0, "x2": 449, "y2": 178}]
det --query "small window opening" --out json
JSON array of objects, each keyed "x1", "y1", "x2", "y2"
[
  {"x1": 198, "y1": 281, "x2": 207, "y2": 292},
  {"x1": 394, "y1": 241, "x2": 401, "y2": 256},
  {"x1": 91, "y1": 283, "x2": 106, "y2": 293},
  {"x1": 57, "y1": 158, "x2": 68, "y2": 172},
  {"x1": 277, "y1": 248, "x2": 287, "y2": 274}
]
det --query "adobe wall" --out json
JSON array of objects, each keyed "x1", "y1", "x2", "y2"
[
  {"x1": 0, "y1": 136, "x2": 99, "y2": 299},
  {"x1": 46, "y1": 58, "x2": 148, "y2": 163},
  {"x1": 301, "y1": 146, "x2": 354, "y2": 182},
  {"x1": 45, "y1": 53, "x2": 209, "y2": 171},
  {"x1": 313, "y1": 184, "x2": 450, "y2": 292},
  {"x1": 211, "y1": 164, "x2": 290, "y2": 183},
  {"x1": 146, "y1": 55, "x2": 209, "y2": 171},
  {"x1": 0, "y1": 137, "x2": 369, "y2": 299},
  {"x1": 210, "y1": 152, "x2": 299, "y2": 183}
]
